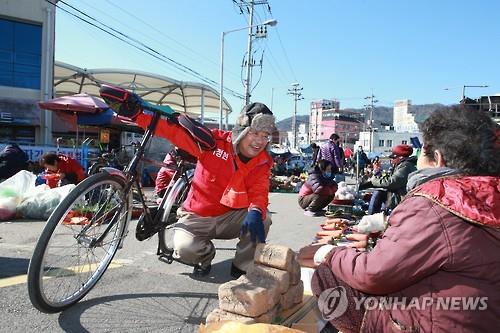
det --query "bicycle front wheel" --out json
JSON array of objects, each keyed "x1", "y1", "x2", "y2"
[{"x1": 27, "y1": 172, "x2": 131, "y2": 313}]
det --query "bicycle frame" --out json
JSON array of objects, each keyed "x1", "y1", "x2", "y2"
[{"x1": 88, "y1": 110, "x2": 194, "y2": 247}]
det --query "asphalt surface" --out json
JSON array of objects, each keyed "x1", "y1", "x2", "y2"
[{"x1": 0, "y1": 191, "x2": 326, "y2": 333}]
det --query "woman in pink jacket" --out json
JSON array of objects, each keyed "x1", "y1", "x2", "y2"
[{"x1": 310, "y1": 105, "x2": 500, "y2": 332}]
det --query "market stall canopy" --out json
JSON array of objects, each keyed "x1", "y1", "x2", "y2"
[
  {"x1": 39, "y1": 93, "x2": 143, "y2": 133},
  {"x1": 38, "y1": 93, "x2": 109, "y2": 114},
  {"x1": 53, "y1": 61, "x2": 232, "y2": 120}
]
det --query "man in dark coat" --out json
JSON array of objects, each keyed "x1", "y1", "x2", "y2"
[{"x1": 359, "y1": 144, "x2": 417, "y2": 214}]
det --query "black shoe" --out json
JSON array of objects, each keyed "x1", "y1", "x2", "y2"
[
  {"x1": 230, "y1": 263, "x2": 246, "y2": 279},
  {"x1": 192, "y1": 263, "x2": 211, "y2": 277}
]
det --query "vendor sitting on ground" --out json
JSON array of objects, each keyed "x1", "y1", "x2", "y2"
[
  {"x1": 298, "y1": 159, "x2": 338, "y2": 216},
  {"x1": 359, "y1": 144, "x2": 417, "y2": 215},
  {"x1": 39, "y1": 152, "x2": 86, "y2": 187},
  {"x1": 307, "y1": 105, "x2": 500, "y2": 333}
]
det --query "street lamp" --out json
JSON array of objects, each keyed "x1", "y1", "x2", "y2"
[{"x1": 219, "y1": 19, "x2": 277, "y2": 129}]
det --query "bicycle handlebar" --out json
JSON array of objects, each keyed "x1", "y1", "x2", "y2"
[{"x1": 139, "y1": 98, "x2": 176, "y2": 117}]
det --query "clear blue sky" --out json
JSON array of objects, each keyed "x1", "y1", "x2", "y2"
[{"x1": 54, "y1": 0, "x2": 500, "y2": 123}]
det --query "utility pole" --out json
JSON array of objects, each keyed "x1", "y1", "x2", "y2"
[
  {"x1": 364, "y1": 92, "x2": 378, "y2": 153},
  {"x1": 288, "y1": 83, "x2": 303, "y2": 149},
  {"x1": 243, "y1": 1, "x2": 254, "y2": 105},
  {"x1": 235, "y1": 0, "x2": 273, "y2": 106}
]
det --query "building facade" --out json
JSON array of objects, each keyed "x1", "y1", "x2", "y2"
[
  {"x1": 309, "y1": 99, "x2": 363, "y2": 147},
  {"x1": 393, "y1": 99, "x2": 419, "y2": 133},
  {"x1": 476, "y1": 95, "x2": 500, "y2": 124},
  {"x1": 0, "y1": 0, "x2": 56, "y2": 145},
  {"x1": 356, "y1": 130, "x2": 422, "y2": 156}
]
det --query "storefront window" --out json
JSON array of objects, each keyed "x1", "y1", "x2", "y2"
[{"x1": 0, "y1": 18, "x2": 42, "y2": 89}]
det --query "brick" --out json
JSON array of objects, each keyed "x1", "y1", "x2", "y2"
[
  {"x1": 246, "y1": 263, "x2": 290, "y2": 294},
  {"x1": 205, "y1": 308, "x2": 256, "y2": 325},
  {"x1": 280, "y1": 281, "x2": 304, "y2": 310},
  {"x1": 254, "y1": 303, "x2": 280, "y2": 323},
  {"x1": 289, "y1": 255, "x2": 301, "y2": 285},
  {"x1": 218, "y1": 276, "x2": 280, "y2": 317},
  {"x1": 254, "y1": 244, "x2": 295, "y2": 271}
]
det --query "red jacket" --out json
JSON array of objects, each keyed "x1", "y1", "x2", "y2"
[
  {"x1": 136, "y1": 114, "x2": 273, "y2": 218},
  {"x1": 155, "y1": 152, "x2": 177, "y2": 194},
  {"x1": 326, "y1": 176, "x2": 500, "y2": 332},
  {"x1": 56, "y1": 154, "x2": 85, "y2": 183}
]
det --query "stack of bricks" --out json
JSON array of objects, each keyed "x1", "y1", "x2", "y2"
[{"x1": 206, "y1": 244, "x2": 304, "y2": 325}]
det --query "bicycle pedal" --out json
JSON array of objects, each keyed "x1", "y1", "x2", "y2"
[{"x1": 158, "y1": 253, "x2": 174, "y2": 264}]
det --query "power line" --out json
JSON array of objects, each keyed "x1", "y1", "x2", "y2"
[
  {"x1": 260, "y1": 33, "x2": 292, "y2": 85},
  {"x1": 101, "y1": 0, "x2": 241, "y2": 82},
  {"x1": 46, "y1": 0, "x2": 245, "y2": 99},
  {"x1": 274, "y1": 27, "x2": 297, "y2": 82}
]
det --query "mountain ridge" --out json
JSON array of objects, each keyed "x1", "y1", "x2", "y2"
[{"x1": 276, "y1": 103, "x2": 445, "y2": 131}]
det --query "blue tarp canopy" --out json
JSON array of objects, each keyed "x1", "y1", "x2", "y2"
[{"x1": 77, "y1": 108, "x2": 143, "y2": 133}]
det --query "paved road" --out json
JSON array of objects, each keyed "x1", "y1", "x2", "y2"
[{"x1": 0, "y1": 191, "x2": 325, "y2": 333}]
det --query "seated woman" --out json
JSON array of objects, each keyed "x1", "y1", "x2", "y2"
[
  {"x1": 298, "y1": 159, "x2": 338, "y2": 216},
  {"x1": 307, "y1": 105, "x2": 500, "y2": 332}
]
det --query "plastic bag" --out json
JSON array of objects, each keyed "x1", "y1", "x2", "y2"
[
  {"x1": 17, "y1": 184, "x2": 75, "y2": 220},
  {"x1": 0, "y1": 189, "x2": 18, "y2": 220},
  {"x1": 0, "y1": 170, "x2": 37, "y2": 220}
]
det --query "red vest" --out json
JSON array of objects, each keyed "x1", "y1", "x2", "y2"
[{"x1": 136, "y1": 114, "x2": 273, "y2": 217}]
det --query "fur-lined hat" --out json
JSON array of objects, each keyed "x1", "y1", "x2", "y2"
[{"x1": 232, "y1": 102, "x2": 276, "y2": 147}]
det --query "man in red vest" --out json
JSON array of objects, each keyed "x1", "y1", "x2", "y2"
[{"x1": 132, "y1": 102, "x2": 276, "y2": 278}]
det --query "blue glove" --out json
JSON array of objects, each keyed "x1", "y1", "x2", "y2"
[{"x1": 240, "y1": 209, "x2": 266, "y2": 243}]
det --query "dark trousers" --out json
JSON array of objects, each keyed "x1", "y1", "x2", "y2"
[
  {"x1": 298, "y1": 193, "x2": 334, "y2": 212},
  {"x1": 367, "y1": 190, "x2": 387, "y2": 215}
]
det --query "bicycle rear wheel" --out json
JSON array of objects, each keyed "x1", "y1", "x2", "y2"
[{"x1": 27, "y1": 172, "x2": 131, "y2": 313}]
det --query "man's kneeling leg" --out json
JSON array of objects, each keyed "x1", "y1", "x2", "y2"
[{"x1": 172, "y1": 227, "x2": 215, "y2": 275}]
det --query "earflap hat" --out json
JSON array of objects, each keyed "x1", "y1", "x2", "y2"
[{"x1": 232, "y1": 102, "x2": 276, "y2": 147}]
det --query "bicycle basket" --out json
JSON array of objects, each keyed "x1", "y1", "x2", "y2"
[{"x1": 99, "y1": 84, "x2": 142, "y2": 119}]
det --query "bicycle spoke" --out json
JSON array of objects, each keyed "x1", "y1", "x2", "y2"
[{"x1": 28, "y1": 173, "x2": 131, "y2": 312}]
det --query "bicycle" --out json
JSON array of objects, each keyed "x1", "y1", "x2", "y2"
[
  {"x1": 27, "y1": 85, "x2": 195, "y2": 313},
  {"x1": 86, "y1": 142, "x2": 137, "y2": 176}
]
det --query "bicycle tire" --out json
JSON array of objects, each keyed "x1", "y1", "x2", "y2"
[
  {"x1": 158, "y1": 174, "x2": 192, "y2": 253},
  {"x1": 27, "y1": 172, "x2": 131, "y2": 313}
]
